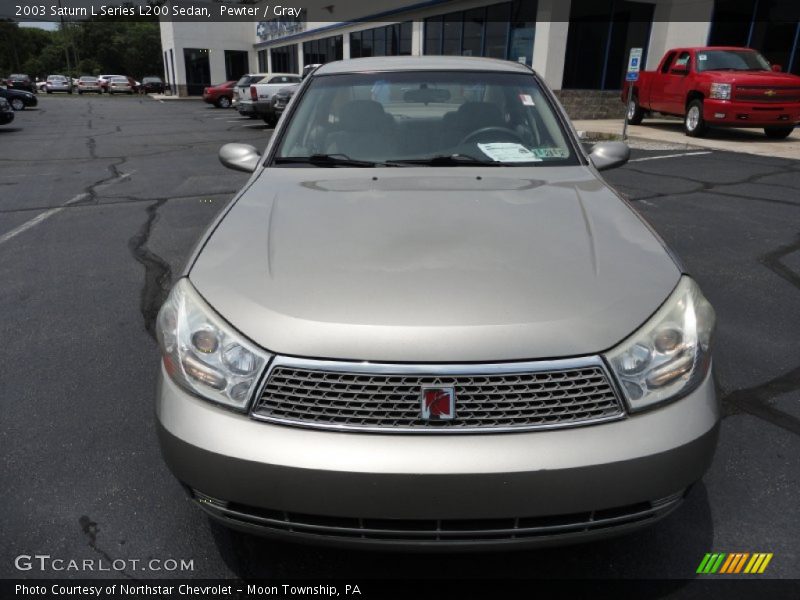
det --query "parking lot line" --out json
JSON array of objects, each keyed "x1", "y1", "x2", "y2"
[
  {"x1": 629, "y1": 151, "x2": 713, "y2": 162},
  {"x1": 0, "y1": 171, "x2": 134, "y2": 246},
  {"x1": 0, "y1": 193, "x2": 89, "y2": 246}
]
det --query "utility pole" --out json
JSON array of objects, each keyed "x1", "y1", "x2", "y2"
[{"x1": 57, "y1": 0, "x2": 71, "y2": 75}]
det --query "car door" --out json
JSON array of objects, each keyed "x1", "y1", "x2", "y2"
[
  {"x1": 646, "y1": 52, "x2": 675, "y2": 113},
  {"x1": 662, "y1": 51, "x2": 692, "y2": 115}
]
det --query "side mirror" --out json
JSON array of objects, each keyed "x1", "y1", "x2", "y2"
[
  {"x1": 589, "y1": 141, "x2": 630, "y2": 171},
  {"x1": 219, "y1": 143, "x2": 261, "y2": 173},
  {"x1": 771, "y1": 64, "x2": 782, "y2": 72}
]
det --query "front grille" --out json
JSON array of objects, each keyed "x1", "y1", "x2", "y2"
[
  {"x1": 735, "y1": 86, "x2": 800, "y2": 103},
  {"x1": 195, "y1": 492, "x2": 684, "y2": 543},
  {"x1": 251, "y1": 358, "x2": 624, "y2": 432}
]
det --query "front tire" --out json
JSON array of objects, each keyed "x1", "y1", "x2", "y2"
[
  {"x1": 216, "y1": 96, "x2": 231, "y2": 109},
  {"x1": 11, "y1": 98, "x2": 25, "y2": 111},
  {"x1": 684, "y1": 99, "x2": 707, "y2": 137},
  {"x1": 626, "y1": 96, "x2": 645, "y2": 125},
  {"x1": 764, "y1": 126, "x2": 794, "y2": 139}
]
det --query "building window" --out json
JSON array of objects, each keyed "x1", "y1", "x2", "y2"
[
  {"x1": 562, "y1": 0, "x2": 654, "y2": 90},
  {"x1": 350, "y1": 23, "x2": 413, "y2": 58},
  {"x1": 271, "y1": 44, "x2": 299, "y2": 74},
  {"x1": 422, "y1": 1, "x2": 535, "y2": 65},
  {"x1": 303, "y1": 35, "x2": 343, "y2": 66},
  {"x1": 258, "y1": 50, "x2": 268, "y2": 73},
  {"x1": 709, "y1": 0, "x2": 800, "y2": 75},
  {"x1": 224, "y1": 50, "x2": 249, "y2": 81},
  {"x1": 183, "y1": 48, "x2": 210, "y2": 96}
]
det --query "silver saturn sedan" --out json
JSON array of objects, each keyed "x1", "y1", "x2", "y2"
[{"x1": 156, "y1": 56, "x2": 719, "y2": 549}]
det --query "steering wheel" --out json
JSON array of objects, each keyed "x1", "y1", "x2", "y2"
[{"x1": 460, "y1": 126, "x2": 525, "y2": 146}]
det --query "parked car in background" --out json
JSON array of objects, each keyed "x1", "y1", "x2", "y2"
[
  {"x1": 0, "y1": 97, "x2": 14, "y2": 125},
  {"x1": 233, "y1": 73, "x2": 267, "y2": 115},
  {"x1": 77, "y1": 76, "x2": 102, "y2": 94},
  {"x1": 141, "y1": 76, "x2": 165, "y2": 94},
  {"x1": 7, "y1": 74, "x2": 35, "y2": 93},
  {"x1": 108, "y1": 76, "x2": 133, "y2": 95},
  {"x1": 250, "y1": 73, "x2": 302, "y2": 125},
  {"x1": 45, "y1": 75, "x2": 73, "y2": 94},
  {"x1": 36, "y1": 80, "x2": 47, "y2": 93},
  {"x1": 203, "y1": 81, "x2": 236, "y2": 108},
  {"x1": 269, "y1": 86, "x2": 297, "y2": 122},
  {"x1": 127, "y1": 76, "x2": 141, "y2": 93},
  {"x1": 157, "y1": 56, "x2": 719, "y2": 550},
  {"x1": 623, "y1": 46, "x2": 800, "y2": 139},
  {"x1": 0, "y1": 85, "x2": 38, "y2": 110},
  {"x1": 97, "y1": 75, "x2": 125, "y2": 93}
]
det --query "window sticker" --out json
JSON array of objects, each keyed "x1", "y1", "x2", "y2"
[
  {"x1": 531, "y1": 147, "x2": 569, "y2": 158},
  {"x1": 519, "y1": 94, "x2": 535, "y2": 106},
  {"x1": 698, "y1": 54, "x2": 707, "y2": 61},
  {"x1": 478, "y1": 143, "x2": 542, "y2": 162}
]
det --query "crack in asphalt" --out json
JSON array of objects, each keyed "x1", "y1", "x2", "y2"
[
  {"x1": 128, "y1": 200, "x2": 172, "y2": 339},
  {"x1": 79, "y1": 515, "x2": 136, "y2": 580},
  {"x1": 720, "y1": 366, "x2": 800, "y2": 436},
  {"x1": 621, "y1": 161, "x2": 800, "y2": 204},
  {"x1": 760, "y1": 234, "x2": 800, "y2": 291}
]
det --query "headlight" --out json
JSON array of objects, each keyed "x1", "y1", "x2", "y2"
[
  {"x1": 605, "y1": 277, "x2": 715, "y2": 412},
  {"x1": 156, "y1": 278, "x2": 271, "y2": 410},
  {"x1": 709, "y1": 83, "x2": 731, "y2": 100}
]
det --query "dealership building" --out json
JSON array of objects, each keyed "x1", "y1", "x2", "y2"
[{"x1": 160, "y1": 0, "x2": 800, "y2": 116}]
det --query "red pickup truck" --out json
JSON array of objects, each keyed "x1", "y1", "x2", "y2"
[{"x1": 622, "y1": 47, "x2": 800, "y2": 139}]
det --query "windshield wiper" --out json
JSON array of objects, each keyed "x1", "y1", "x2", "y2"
[
  {"x1": 389, "y1": 154, "x2": 504, "y2": 167},
  {"x1": 274, "y1": 154, "x2": 386, "y2": 167}
]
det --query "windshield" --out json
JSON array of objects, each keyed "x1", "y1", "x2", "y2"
[
  {"x1": 696, "y1": 50, "x2": 771, "y2": 72},
  {"x1": 274, "y1": 71, "x2": 577, "y2": 167}
]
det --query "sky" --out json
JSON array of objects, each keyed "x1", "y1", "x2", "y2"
[{"x1": 19, "y1": 22, "x2": 59, "y2": 31}]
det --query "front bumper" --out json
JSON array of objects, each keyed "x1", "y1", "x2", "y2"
[
  {"x1": 157, "y1": 364, "x2": 719, "y2": 548},
  {"x1": 703, "y1": 98, "x2": 800, "y2": 127}
]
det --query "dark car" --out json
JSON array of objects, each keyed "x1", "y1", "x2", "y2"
[
  {"x1": 7, "y1": 74, "x2": 35, "y2": 93},
  {"x1": 141, "y1": 76, "x2": 165, "y2": 94},
  {"x1": 0, "y1": 86, "x2": 38, "y2": 111},
  {"x1": 269, "y1": 85, "x2": 297, "y2": 121},
  {"x1": 0, "y1": 97, "x2": 15, "y2": 125}
]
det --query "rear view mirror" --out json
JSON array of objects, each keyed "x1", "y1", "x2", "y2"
[
  {"x1": 219, "y1": 143, "x2": 261, "y2": 173},
  {"x1": 589, "y1": 142, "x2": 630, "y2": 171}
]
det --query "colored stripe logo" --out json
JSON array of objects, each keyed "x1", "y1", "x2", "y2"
[{"x1": 697, "y1": 553, "x2": 773, "y2": 574}]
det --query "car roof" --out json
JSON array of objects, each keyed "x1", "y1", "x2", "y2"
[{"x1": 315, "y1": 56, "x2": 534, "y2": 76}]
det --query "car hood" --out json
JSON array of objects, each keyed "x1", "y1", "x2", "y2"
[
  {"x1": 700, "y1": 71, "x2": 800, "y2": 86},
  {"x1": 189, "y1": 167, "x2": 681, "y2": 362}
]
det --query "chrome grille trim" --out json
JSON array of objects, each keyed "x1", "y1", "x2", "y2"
[{"x1": 249, "y1": 355, "x2": 625, "y2": 433}]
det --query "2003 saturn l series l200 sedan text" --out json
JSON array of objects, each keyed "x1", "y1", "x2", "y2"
[{"x1": 155, "y1": 56, "x2": 719, "y2": 550}]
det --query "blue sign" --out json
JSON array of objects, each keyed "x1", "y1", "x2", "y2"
[{"x1": 626, "y1": 72, "x2": 639, "y2": 81}]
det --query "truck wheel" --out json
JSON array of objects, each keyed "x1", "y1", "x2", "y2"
[
  {"x1": 763, "y1": 126, "x2": 794, "y2": 139},
  {"x1": 217, "y1": 96, "x2": 231, "y2": 108},
  {"x1": 684, "y1": 99, "x2": 707, "y2": 137},
  {"x1": 626, "y1": 96, "x2": 644, "y2": 125}
]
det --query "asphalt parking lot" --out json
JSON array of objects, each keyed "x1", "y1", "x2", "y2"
[{"x1": 1, "y1": 95, "x2": 798, "y2": 586}]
